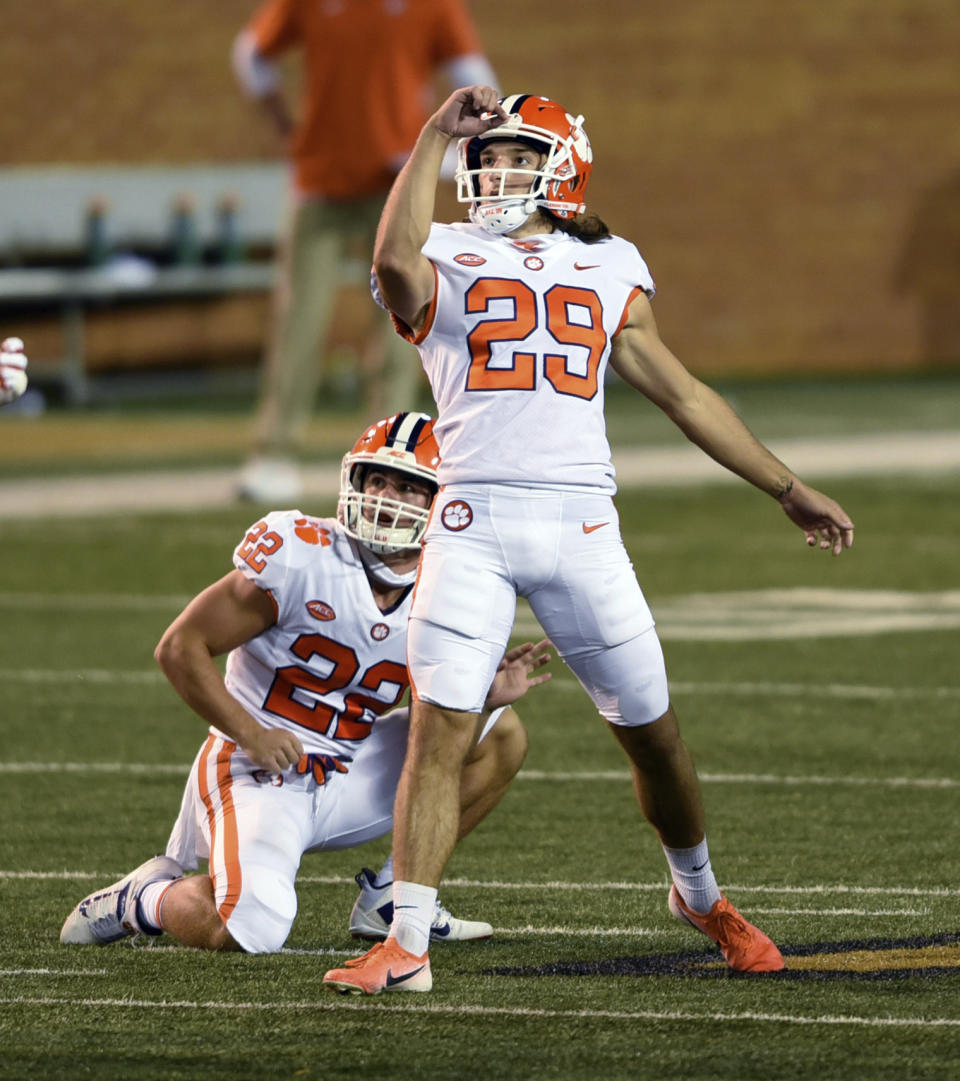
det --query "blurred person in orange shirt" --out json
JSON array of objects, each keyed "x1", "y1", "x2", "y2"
[{"x1": 233, "y1": 0, "x2": 497, "y2": 503}]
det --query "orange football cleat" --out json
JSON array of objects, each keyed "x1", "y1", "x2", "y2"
[
  {"x1": 323, "y1": 939, "x2": 432, "y2": 995},
  {"x1": 668, "y1": 886, "x2": 784, "y2": 972}
]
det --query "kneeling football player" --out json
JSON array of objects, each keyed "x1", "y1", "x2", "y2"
[{"x1": 60, "y1": 413, "x2": 550, "y2": 952}]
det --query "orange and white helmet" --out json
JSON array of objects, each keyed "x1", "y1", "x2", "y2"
[
  {"x1": 456, "y1": 94, "x2": 593, "y2": 235},
  {"x1": 337, "y1": 412, "x2": 440, "y2": 554}
]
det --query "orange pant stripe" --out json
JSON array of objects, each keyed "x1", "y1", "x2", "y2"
[{"x1": 197, "y1": 734, "x2": 243, "y2": 923}]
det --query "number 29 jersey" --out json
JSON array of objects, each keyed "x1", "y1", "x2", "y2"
[
  {"x1": 223, "y1": 511, "x2": 411, "y2": 759},
  {"x1": 402, "y1": 222, "x2": 655, "y2": 494}
]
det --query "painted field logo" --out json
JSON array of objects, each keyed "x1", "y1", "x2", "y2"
[
  {"x1": 441, "y1": 500, "x2": 473, "y2": 531},
  {"x1": 306, "y1": 600, "x2": 336, "y2": 621},
  {"x1": 489, "y1": 932, "x2": 960, "y2": 982}
]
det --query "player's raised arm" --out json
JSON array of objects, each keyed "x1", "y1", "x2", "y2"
[
  {"x1": 610, "y1": 291, "x2": 854, "y2": 555},
  {"x1": 373, "y1": 85, "x2": 507, "y2": 331}
]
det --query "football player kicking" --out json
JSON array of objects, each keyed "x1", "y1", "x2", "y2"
[
  {"x1": 323, "y1": 87, "x2": 856, "y2": 994},
  {"x1": 60, "y1": 412, "x2": 551, "y2": 954}
]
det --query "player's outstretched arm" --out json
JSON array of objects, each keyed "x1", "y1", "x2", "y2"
[
  {"x1": 610, "y1": 293, "x2": 854, "y2": 555},
  {"x1": 374, "y1": 85, "x2": 507, "y2": 331},
  {"x1": 155, "y1": 570, "x2": 304, "y2": 770},
  {"x1": 484, "y1": 639, "x2": 553, "y2": 710}
]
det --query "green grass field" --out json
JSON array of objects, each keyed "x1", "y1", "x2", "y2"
[{"x1": 1, "y1": 379, "x2": 959, "y2": 1080}]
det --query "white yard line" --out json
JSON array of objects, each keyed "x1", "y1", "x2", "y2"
[
  {"x1": 0, "y1": 760, "x2": 957, "y2": 789},
  {"x1": 7, "y1": 586, "x2": 960, "y2": 643},
  {"x1": 0, "y1": 593, "x2": 189, "y2": 611},
  {"x1": 0, "y1": 669, "x2": 168, "y2": 686},
  {"x1": 2, "y1": 996, "x2": 958, "y2": 1029},
  {"x1": 5, "y1": 869, "x2": 953, "y2": 899},
  {"x1": 1, "y1": 664, "x2": 958, "y2": 702},
  {"x1": 0, "y1": 969, "x2": 107, "y2": 977},
  {"x1": 747, "y1": 907, "x2": 927, "y2": 917},
  {"x1": 514, "y1": 770, "x2": 960, "y2": 788},
  {"x1": 492, "y1": 908, "x2": 928, "y2": 931},
  {"x1": 1, "y1": 430, "x2": 958, "y2": 520}
]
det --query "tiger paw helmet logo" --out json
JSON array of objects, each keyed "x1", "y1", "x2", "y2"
[{"x1": 441, "y1": 500, "x2": 473, "y2": 531}]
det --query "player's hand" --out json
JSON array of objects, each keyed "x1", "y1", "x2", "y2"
[
  {"x1": 0, "y1": 337, "x2": 28, "y2": 405},
  {"x1": 432, "y1": 85, "x2": 508, "y2": 140},
  {"x1": 485, "y1": 638, "x2": 553, "y2": 710},
  {"x1": 778, "y1": 479, "x2": 854, "y2": 556},
  {"x1": 245, "y1": 726, "x2": 304, "y2": 772}
]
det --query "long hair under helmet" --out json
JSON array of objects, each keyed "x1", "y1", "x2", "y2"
[
  {"x1": 337, "y1": 412, "x2": 440, "y2": 555},
  {"x1": 456, "y1": 93, "x2": 593, "y2": 236}
]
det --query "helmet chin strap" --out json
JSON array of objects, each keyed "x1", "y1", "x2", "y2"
[
  {"x1": 472, "y1": 197, "x2": 538, "y2": 236},
  {"x1": 354, "y1": 539, "x2": 419, "y2": 587}
]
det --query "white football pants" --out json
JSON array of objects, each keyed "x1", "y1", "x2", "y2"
[
  {"x1": 166, "y1": 708, "x2": 410, "y2": 953},
  {"x1": 408, "y1": 484, "x2": 670, "y2": 724}
]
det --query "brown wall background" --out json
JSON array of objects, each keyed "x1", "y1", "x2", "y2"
[{"x1": 3, "y1": 0, "x2": 960, "y2": 378}]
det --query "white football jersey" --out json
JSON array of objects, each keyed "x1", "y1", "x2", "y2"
[
  {"x1": 223, "y1": 512, "x2": 411, "y2": 758},
  {"x1": 404, "y1": 222, "x2": 655, "y2": 493}
]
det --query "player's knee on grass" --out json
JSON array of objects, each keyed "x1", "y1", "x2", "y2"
[
  {"x1": 213, "y1": 843, "x2": 299, "y2": 954},
  {"x1": 225, "y1": 870, "x2": 298, "y2": 954}
]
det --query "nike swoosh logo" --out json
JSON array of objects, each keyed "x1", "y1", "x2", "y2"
[
  {"x1": 385, "y1": 964, "x2": 426, "y2": 987},
  {"x1": 574, "y1": 262, "x2": 600, "y2": 270},
  {"x1": 582, "y1": 521, "x2": 609, "y2": 534},
  {"x1": 692, "y1": 861, "x2": 709, "y2": 872}
]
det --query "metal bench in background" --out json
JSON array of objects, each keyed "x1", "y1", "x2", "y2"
[{"x1": 0, "y1": 164, "x2": 286, "y2": 404}]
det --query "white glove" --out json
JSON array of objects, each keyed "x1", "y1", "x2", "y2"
[{"x1": 0, "y1": 337, "x2": 28, "y2": 405}]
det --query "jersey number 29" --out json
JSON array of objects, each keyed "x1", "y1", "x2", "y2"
[{"x1": 465, "y1": 278, "x2": 605, "y2": 400}]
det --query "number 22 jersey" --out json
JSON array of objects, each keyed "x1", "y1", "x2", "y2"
[
  {"x1": 399, "y1": 221, "x2": 656, "y2": 494},
  {"x1": 223, "y1": 511, "x2": 411, "y2": 759}
]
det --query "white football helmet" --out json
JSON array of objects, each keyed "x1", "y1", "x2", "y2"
[
  {"x1": 337, "y1": 412, "x2": 440, "y2": 554},
  {"x1": 456, "y1": 93, "x2": 594, "y2": 235}
]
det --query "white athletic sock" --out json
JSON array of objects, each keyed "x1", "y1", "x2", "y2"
[
  {"x1": 137, "y1": 879, "x2": 176, "y2": 933},
  {"x1": 374, "y1": 856, "x2": 394, "y2": 888},
  {"x1": 663, "y1": 840, "x2": 722, "y2": 915},
  {"x1": 387, "y1": 880, "x2": 437, "y2": 956}
]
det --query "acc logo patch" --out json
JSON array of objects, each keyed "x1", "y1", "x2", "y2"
[
  {"x1": 441, "y1": 500, "x2": 473, "y2": 531},
  {"x1": 306, "y1": 600, "x2": 336, "y2": 621},
  {"x1": 370, "y1": 622, "x2": 390, "y2": 641},
  {"x1": 454, "y1": 253, "x2": 486, "y2": 266},
  {"x1": 524, "y1": 255, "x2": 544, "y2": 271}
]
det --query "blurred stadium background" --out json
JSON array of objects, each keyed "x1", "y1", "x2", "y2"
[{"x1": 1, "y1": 0, "x2": 959, "y2": 407}]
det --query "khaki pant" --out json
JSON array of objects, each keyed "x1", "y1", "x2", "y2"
[{"x1": 253, "y1": 193, "x2": 421, "y2": 457}]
